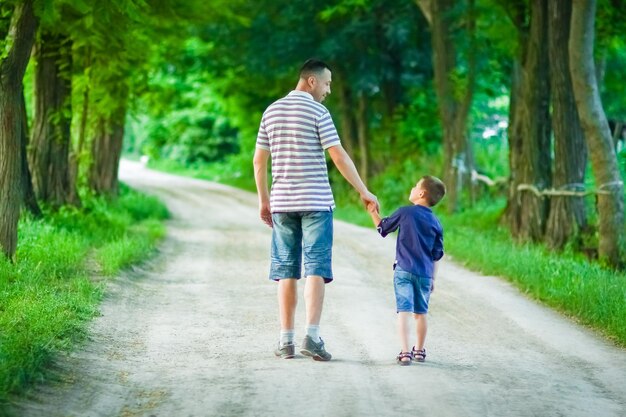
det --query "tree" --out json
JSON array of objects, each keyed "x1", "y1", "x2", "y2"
[
  {"x1": 0, "y1": 0, "x2": 37, "y2": 258},
  {"x1": 503, "y1": 0, "x2": 551, "y2": 241},
  {"x1": 20, "y1": 90, "x2": 42, "y2": 217},
  {"x1": 416, "y1": 0, "x2": 477, "y2": 213},
  {"x1": 545, "y1": 0, "x2": 587, "y2": 249},
  {"x1": 29, "y1": 31, "x2": 75, "y2": 207},
  {"x1": 569, "y1": 0, "x2": 624, "y2": 265}
]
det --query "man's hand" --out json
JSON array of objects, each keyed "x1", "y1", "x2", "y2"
[
  {"x1": 361, "y1": 191, "x2": 379, "y2": 213},
  {"x1": 259, "y1": 202, "x2": 273, "y2": 227}
]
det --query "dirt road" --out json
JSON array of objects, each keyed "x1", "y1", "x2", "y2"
[{"x1": 10, "y1": 160, "x2": 626, "y2": 417}]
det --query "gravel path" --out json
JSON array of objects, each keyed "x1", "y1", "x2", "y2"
[{"x1": 9, "y1": 160, "x2": 626, "y2": 417}]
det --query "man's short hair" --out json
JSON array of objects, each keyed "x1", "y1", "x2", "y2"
[
  {"x1": 421, "y1": 175, "x2": 446, "y2": 207},
  {"x1": 299, "y1": 59, "x2": 331, "y2": 79}
]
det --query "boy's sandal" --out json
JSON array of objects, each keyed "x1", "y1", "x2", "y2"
[
  {"x1": 396, "y1": 351, "x2": 412, "y2": 366},
  {"x1": 411, "y1": 346, "x2": 426, "y2": 362}
]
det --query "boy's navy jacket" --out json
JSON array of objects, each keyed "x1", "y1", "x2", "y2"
[{"x1": 377, "y1": 205, "x2": 444, "y2": 279}]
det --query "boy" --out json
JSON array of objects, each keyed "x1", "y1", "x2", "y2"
[{"x1": 367, "y1": 176, "x2": 446, "y2": 365}]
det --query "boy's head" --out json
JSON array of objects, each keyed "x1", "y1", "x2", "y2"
[{"x1": 410, "y1": 175, "x2": 446, "y2": 207}]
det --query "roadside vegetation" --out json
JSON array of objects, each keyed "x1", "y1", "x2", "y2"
[{"x1": 0, "y1": 186, "x2": 168, "y2": 405}]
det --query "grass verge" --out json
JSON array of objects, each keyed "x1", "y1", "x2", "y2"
[{"x1": 0, "y1": 184, "x2": 168, "y2": 406}]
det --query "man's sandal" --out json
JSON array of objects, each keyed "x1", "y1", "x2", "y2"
[
  {"x1": 396, "y1": 351, "x2": 412, "y2": 366},
  {"x1": 411, "y1": 346, "x2": 426, "y2": 362}
]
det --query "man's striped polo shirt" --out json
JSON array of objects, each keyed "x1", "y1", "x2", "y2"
[{"x1": 256, "y1": 90, "x2": 341, "y2": 213}]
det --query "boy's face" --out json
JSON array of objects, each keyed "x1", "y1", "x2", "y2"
[{"x1": 409, "y1": 179, "x2": 425, "y2": 201}]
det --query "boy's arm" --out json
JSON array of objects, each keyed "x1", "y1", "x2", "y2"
[
  {"x1": 367, "y1": 202, "x2": 381, "y2": 227},
  {"x1": 431, "y1": 261, "x2": 439, "y2": 293}
]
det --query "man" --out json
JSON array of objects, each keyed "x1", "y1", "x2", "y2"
[{"x1": 253, "y1": 59, "x2": 378, "y2": 361}]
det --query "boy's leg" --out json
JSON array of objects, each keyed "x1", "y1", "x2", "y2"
[
  {"x1": 397, "y1": 312, "x2": 412, "y2": 353},
  {"x1": 414, "y1": 313, "x2": 428, "y2": 351}
]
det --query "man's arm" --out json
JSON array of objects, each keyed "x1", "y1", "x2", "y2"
[
  {"x1": 253, "y1": 148, "x2": 272, "y2": 227},
  {"x1": 327, "y1": 144, "x2": 379, "y2": 211}
]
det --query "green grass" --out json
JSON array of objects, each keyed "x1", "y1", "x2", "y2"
[
  {"x1": 439, "y1": 201, "x2": 626, "y2": 347},
  {"x1": 0, "y1": 185, "x2": 168, "y2": 405}
]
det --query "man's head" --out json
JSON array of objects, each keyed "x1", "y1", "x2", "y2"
[
  {"x1": 410, "y1": 175, "x2": 446, "y2": 207},
  {"x1": 298, "y1": 59, "x2": 332, "y2": 103}
]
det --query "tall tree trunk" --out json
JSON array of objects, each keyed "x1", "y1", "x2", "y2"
[
  {"x1": 505, "y1": 59, "x2": 524, "y2": 232},
  {"x1": 355, "y1": 94, "x2": 369, "y2": 185},
  {"x1": 503, "y1": 1, "x2": 528, "y2": 233},
  {"x1": 29, "y1": 31, "x2": 76, "y2": 208},
  {"x1": 545, "y1": 0, "x2": 587, "y2": 249},
  {"x1": 88, "y1": 109, "x2": 126, "y2": 196},
  {"x1": 570, "y1": 0, "x2": 624, "y2": 266},
  {"x1": 20, "y1": 90, "x2": 42, "y2": 217},
  {"x1": 0, "y1": 0, "x2": 37, "y2": 258},
  {"x1": 419, "y1": 0, "x2": 476, "y2": 213},
  {"x1": 509, "y1": 0, "x2": 551, "y2": 241}
]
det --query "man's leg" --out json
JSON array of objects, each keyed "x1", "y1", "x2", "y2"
[
  {"x1": 270, "y1": 212, "x2": 302, "y2": 358},
  {"x1": 304, "y1": 275, "x2": 325, "y2": 327},
  {"x1": 300, "y1": 211, "x2": 333, "y2": 361},
  {"x1": 278, "y1": 278, "x2": 298, "y2": 330}
]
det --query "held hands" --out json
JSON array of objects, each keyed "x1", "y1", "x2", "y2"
[
  {"x1": 367, "y1": 201, "x2": 379, "y2": 215},
  {"x1": 360, "y1": 191, "x2": 379, "y2": 213}
]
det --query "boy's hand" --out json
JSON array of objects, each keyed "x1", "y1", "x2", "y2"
[
  {"x1": 367, "y1": 201, "x2": 379, "y2": 214},
  {"x1": 430, "y1": 280, "x2": 435, "y2": 293}
]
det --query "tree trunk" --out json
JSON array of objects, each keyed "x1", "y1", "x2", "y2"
[
  {"x1": 510, "y1": 0, "x2": 551, "y2": 241},
  {"x1": 29, "y1": 31, "x2": 77, "y2": 208},
  {"x1": 570, "y1": 0, "x2": 624, "y2": 266},
  {"x1": 335, "y1": 78, "x2": 356, "y2": 159},
  {"x1": 20, "y1": 90, "x2": 42, "y2": 217},
  {"x1": 545, "y1": 0, "x2": 587, "y2": 249},
  {"x1": 505, "y1": 59, "x2": 524, "y2": 233},
  {"x1": 420, "y1": 0, "x2": 475, "y2": 213},
  {"x1": 503, "y1": 1, "x2": 528, "y2": 233},
  {"x1": 88, "y1": 111, "x2": 126, "y2": 196},
  {"x1": 355, "y1": 94, "x2": 369, "y2": 185},
  {"x1": 0, "y1": 0, "x2": 37, "y2": 258}
]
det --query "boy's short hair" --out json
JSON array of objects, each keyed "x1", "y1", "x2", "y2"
[
  {"x1": 299, "y1": 59, "x2": 331, "y2": 79},
  {"x1": 420, "y1": 175, "x2": 446, "y2": 207}
]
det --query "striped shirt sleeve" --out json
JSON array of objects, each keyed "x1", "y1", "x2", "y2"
[{"x1": 317, "y1": 111, "x2": 341, "y2": 149}]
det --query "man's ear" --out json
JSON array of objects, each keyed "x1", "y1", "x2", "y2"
[{"x1": 307, "y1": 75, "x2": 316, "y2": 88}]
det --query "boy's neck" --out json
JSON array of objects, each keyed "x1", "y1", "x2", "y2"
[{"x1": 410, "y1": 197, "x2": 430, "y2": 207}]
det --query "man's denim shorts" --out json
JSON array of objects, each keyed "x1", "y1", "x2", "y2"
[
  {"x1": 393, "y1": 265, "x2": 432, "y2": 314},
  {"x1": 270, "y1": 211, "x2": 333, "y2": 283}
]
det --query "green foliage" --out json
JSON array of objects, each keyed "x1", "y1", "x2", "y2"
[
  {"x1": 126, "y1": 39, "x2": 240, "y2": 165},
  {"x1": 0, "y1": 186, "x2": 167, "y2": 403}
]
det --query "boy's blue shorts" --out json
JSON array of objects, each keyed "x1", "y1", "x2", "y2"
[
  {"x1": 393, "y1": 266, "x2": 432, "y2": 314},
  {"x1": 270, "y1": 211, "x2": 333, "y2": 283}
]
